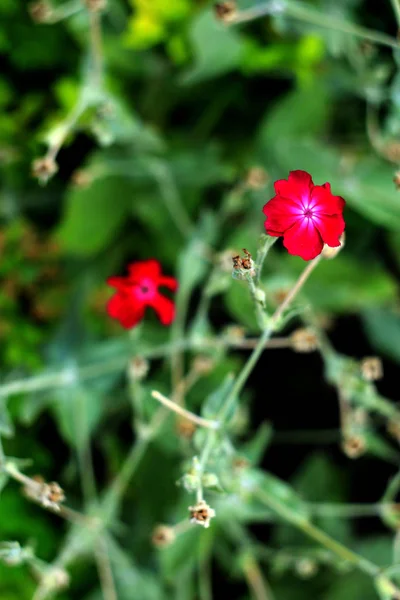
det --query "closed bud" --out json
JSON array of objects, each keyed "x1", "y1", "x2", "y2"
[
  {"x1": 180, "y1": 473, "x2": 199, "y2": 493},
  {"x1": 151, "y1": 524, "x2": 176, "y2": 548},
  {"x1": 295, "y1": 558, "x2": 318, "y2": 579},
  {"x1": 290, "y1": 328, "x2": 318, "y2": 353},
  {"x1": 192, "y1": 355, "x2": 215, "y2": 376},
  {"x1": 176, "y1": 418, "x2": 196, "y2": 439},
  {"x1": 360, "y1": 356, "x2": 383, "y2": 381},
  {"x1": 254, "y1": 287, "x2": 266, "y2": 306},
  {"x1": 245, "y1": 166, "x2": 269, "y2": 190},
  {"x1": 342, "y1": 434, "x2": 366, "y2": 459},
  {"x1": 321, "y1": 233, "x2": 345, "y2": 259},
  {"x1": 29, "y1": 1, "x2": 53, "y2": 23},
  {"x1": 71, "y1": 169, "x2": 92, "y2": 189},
  {"x1": 214, "y1": 1, "x2": 237, "y2": 23},
  {"x1": 201, "y1": 473, "x2": 220, "y2": 489},
  {"x1": 128, "y1": 356, "x2": 149, "y2": 381},
  {"x1": 32, "y1": 156, "x2": 58, "y2": 184}
]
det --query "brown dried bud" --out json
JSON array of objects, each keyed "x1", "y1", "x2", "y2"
[
  {"x1": 214, "y1": 1, "x2": 237, "y2": 23},
  {"x1": 71, "y1": 169, "x2": 93, "y2": 189},
  {"x1": 192, "y1": 355, "x2": 215, "y2": 376},
  {"x1": 232, "y1": 456, "x2": 250, "y2": 471},
  {"x1": 360, "y1": 356, "x2": 383, "y2": 381},
  {"x1": 32, "y1": 156, "x2": 58, "y2": 184},
  {"x1": 290, "y1": 328, "x2": 318, "y2": 353},
  {"x1": 394, "y1": 171, "x2": 400, "y2": 190},
  {"x1": 29, "y1": 1, "x2": 53, "y2": 23},
  {"x1": 151, "y1": 524, "x2": 176, "y2": 548},
  {"x1": 128, "y1": 356, "x2": 149, "y2": 381},
  {"x1": 321, "y1": 233, "x2": 345, "y2": 259},
  {"x1": 342, "y1": 435, "x2": 366, "y2": 459},
  {"x1": 223, "y1": 325, "x2": 246, "y2": 344},
  {"x1": 383, "y1": 141, "x2": 400, "y2": 164},
  {"x1": 245, "y1": 167, "x2": 269, "y2": 190},
  {"x1": 176, "y1": 418, "x2": 196, "y2": 439},
  {"x1": 84, "y1": 0, "x2": 107, "y2": 12},
  {"x1": 232, "y1": 249, "x2": 255, "y2": 278},
  {"x1": 189, "y1": 500, "x2": 216, "y2": 528},
  {"x1": 388, "y1": 419, "x2": 400, "y2": 442},
  {"x1": 24, "y1": 476, "x2": 65, "y2": 511}
]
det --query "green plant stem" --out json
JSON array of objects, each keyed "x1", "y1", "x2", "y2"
[
  {"x1": 48, "y1": 0, "x2": 83, "y2": 23},
  {"x1": 256, "y1": 489, "x2": 377, "y2": 577},
  {"x1": 242, "y1": 554, "x2": 275, "y2": 600},
  {"x1": 101, "y1": 408, "x2": 166, "y2": 521},
  {"x1": 94, "y1": 537, "x2": 118, "y2": 600},
  {"x1": 89, "y1": 9, "x2": 103, "y2": 89},
  {"x1": 234, "y1": 1, "x2": 400, "y2": 50},
  {"x1": 0, "y1": 334, "x2": 292, "y2": 400},
  {"x1": 390, "y1": 0, "x2": 400, "y2": 27}
]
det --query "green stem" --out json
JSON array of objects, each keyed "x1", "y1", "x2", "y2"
[
  {"x1": 256, "y1": 488, "x2": 378, "y2": 577},
  {"x1": 234, "y1": 1, "x2": 400, "y2": 50},
  {"x1": 390, "y1": 0, "x2": 400, "y2": 27},
  {"x1": 285, "y1": 1, "x2": 399, "y2": 50}
]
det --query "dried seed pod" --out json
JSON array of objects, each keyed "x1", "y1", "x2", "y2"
[
  {"x1": 189, "y1": 500, "x2": 216, "y2": 528},
  {"x1": 151, "y1": 525, "x2": 176, "y2": 548},
  {"x1": 32, "y1": 156, "x2": 58, "y2": 184},
  {"x1": 360, "y1": 356, "x2": 383, "y2": 381},
  {"x1": 290, "y1": 328, "x2": 318, "y2": 353}
]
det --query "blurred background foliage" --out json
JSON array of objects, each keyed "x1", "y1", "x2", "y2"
[{"x1": 1, "y1": 0, "x2": 400, "y2": 598}]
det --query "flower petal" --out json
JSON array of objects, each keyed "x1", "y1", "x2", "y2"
[
  {"x1": 128, "y1": 259, "x2": 161, "y2": 283},
  {"x1": 313, "y1": 213, "x2": 345, "y2": 247},
  {"x1": 106, "y1": 276, "x2": 129, "y2": 291},
  {"x1": 158, "y1": 275, "x2": 179, "y2": 291},
  {"x1": 107, "y1": 293, "x2": 145, "y2": 329},
  {"x1": 310, "y1": 183, "x2": 346, "y2": 215},
  {"x1": 274, "y1": 170, "x2": 314, "y2": 207},
  {"x1": 283, "y1": 218, "x2": 324, "y2": 261},
  {"x1": 263, "y1": 196, "x2": 303, "y2": 234},
  {"x1": 148, "y1": 292, "x2": 175, "y2": 325}
]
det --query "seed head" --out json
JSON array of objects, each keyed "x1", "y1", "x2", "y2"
[
  {"x1": 214, "y1": 1, "x2": 238, "y2": 23},
  {"x1": 290, "y1": 328, "x2": 318, "y2": 353},
  {"x1": 151, "y1": 525, "x2": 176, "y2": 548},
  {"x1": 189, "y1": 500, "x2": 216, "y2": 529},
  {"x1": 32, "y1": 156, "x2": 58, "y2": 184},
  {"x1": 360, "y1": 356, "x2": 383, "y2": 382}
]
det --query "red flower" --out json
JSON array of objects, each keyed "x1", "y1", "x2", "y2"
[
  {"x1": 106, "y1": 260, "x2": 178, "y2": 329},
  {"x1": 262, "y1": 170, "x2": 345, "y2": 261}
]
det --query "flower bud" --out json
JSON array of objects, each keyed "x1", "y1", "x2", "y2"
[
  {"x1": 151, "y1": 525, "x2": 176, "y2": 548},
  {"x1": 321, "y1": 233, "x2": 345, "y2": 259},
  {"x1": 70, "y1": 169, "x2": 93, "y2": 189},
  {"x1": 295, "y1": 558, "x2": 318, "y2": 579},
  {"x1": 201, "y1": 473, "x2": 220, "y2": 489},
  {"x1": 214, "y1": 1, "x2": 237, "y2": 23},
  {"x1": 192, "y1": 355, "x2": 215, "y2": 376},
  {"x1": 32, "y1": 156, "x2": 58, "y2": 184},
  {"x1": 29, "y1": 1, "x2": 53, "y2": 23},
  {"x1": 290, "y1": 328, "x2": 318, "y2": 353},
  {"x1": 128, "y1": 356, "x2": 149, "y2": 381},
  {"x1": 245, "y1": 167, "x2": 269, "y2": 190},
  {"x1": 342, "y1": 435, "x2": 366, "y2": 459},
  {"x1": 360, "y1": 356, "x2": 383, "y2": 381},
  {"x1": 176, "y1": 418, "x2": 197, "y2": 439}
]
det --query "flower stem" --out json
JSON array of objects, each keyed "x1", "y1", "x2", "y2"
[
  {"x1": 390, "y1": 0, "x2": 400, "y2": 27},
  {"x1": 270, "y1": 255, "x2": 322, "y2": 326},
  {"x1": 242, "y1": 554, "x2": 275, "y2": 600},
  {"x1": 151, "y1": 390, "x2": 220, "y2": 430},
  {"x1": 233, "y1": 0, "x2": 400, "y2": 50}
]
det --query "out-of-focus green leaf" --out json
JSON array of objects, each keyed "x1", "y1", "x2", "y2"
[
  {"x1": 56, "y1": 177, "x2": 132, "y2": 255},
  {"x1": 362, "y1": 308, "x2": 400, "y2": 363},
  {"x1": 181, "y1": 10, "x2": 243, "y2": 85}
]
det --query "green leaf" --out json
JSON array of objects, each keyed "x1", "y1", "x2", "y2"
[
  {"x1": 56, "y1": 177, "x2": 132, "y2": 256},
  {"x1": 181, "y1": 10, "x2": 243, "y2": 85},
  {"x1": 201, "y1": 373, "x2": 235, "y2": 421},
  {"x1": 362, "y1": 308, "x2": 400, "y2": 362}
]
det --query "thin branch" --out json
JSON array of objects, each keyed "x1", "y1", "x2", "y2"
[
  {"x1": 151, "y1": 390, "x2": 220, "y2": 430},
  {"x1": 94, "y1": 537, "x2": 118, "y2": 600}
]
